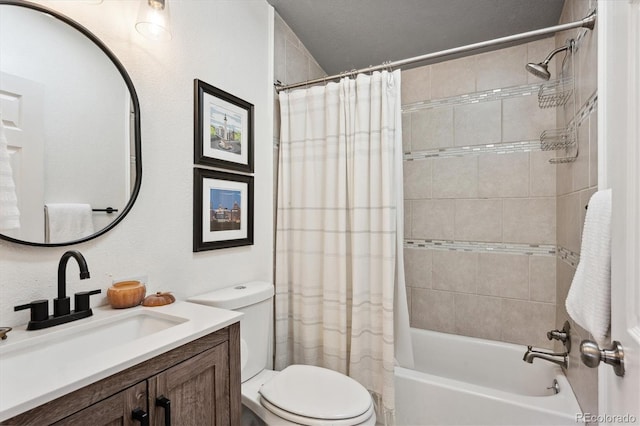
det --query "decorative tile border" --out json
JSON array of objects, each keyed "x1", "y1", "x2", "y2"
[
  {"x1": 402, "y1": 91, "x2": 596, "y2": 162},
  {"x1": 404, "y1": 239, "x2": 557, "y2": 257},
  {"x1": 403, "y1": 240, "x2": 582, "y2": 264},
  {"x1": 404, "y1": 139, "x2": 541, "y2": 161},
  {"x1": 401, "y1": 81, "x2": 566, "y2": 113},
  {"x1": 558, "y1": 246, "x2": 581, "y2": 267},
  {"x1": 562, "y1": 92, "x2": 597, "y2": 132}
]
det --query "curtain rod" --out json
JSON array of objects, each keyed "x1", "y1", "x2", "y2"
[{"x1": 275, "y1": 10, "x2": 596, "y2": 93}]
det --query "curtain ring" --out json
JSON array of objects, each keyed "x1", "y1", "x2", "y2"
[{"x1": 382, "y1": 61, "x2": 395, "y2": 87}]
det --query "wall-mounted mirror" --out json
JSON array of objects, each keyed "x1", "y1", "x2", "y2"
[{"x1": 0, "y1": 0, "x2": 141, "y2": 246}]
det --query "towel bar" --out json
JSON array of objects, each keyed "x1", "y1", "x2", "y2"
[{"x1": 92, "y1": 207, "x2": 118, "y2": 214}]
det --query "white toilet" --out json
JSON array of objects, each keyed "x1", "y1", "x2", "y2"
[{"x1": 188, "y1": 281, "x2": 376, "y2": 426}]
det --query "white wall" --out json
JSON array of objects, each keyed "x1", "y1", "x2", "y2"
[{"x1": 0, "y1": 0, "x2": 274, "y2": 327}]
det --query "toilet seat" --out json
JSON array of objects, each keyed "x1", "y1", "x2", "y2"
[
  {"x1": 259, "y1": 365, "x2": 373, "y2": 426},
  {"x1": 260, "y1": 395, "x2": 375, "y2": 426}
]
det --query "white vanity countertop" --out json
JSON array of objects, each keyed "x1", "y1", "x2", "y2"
[{"x1": 0, "y1": 301, "x2": 242, "y2": 421}]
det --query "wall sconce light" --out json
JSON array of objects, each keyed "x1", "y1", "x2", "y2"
[{"x1": 135, "y1": 0, "x2": 172, "y2": 41}]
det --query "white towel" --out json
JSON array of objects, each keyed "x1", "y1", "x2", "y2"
[
  {"x1": 0, "y1": 113, "x2": 21, "y2": 231},
  {"x1": 45, "y1": 203, "x2": 95, "y2": 243},
  {"x1": 565, "y1": 189, "x2": 612, "y2": 344}
]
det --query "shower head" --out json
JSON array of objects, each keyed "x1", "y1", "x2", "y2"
[
  {"x1": 525, "y1": 42, "x2": 573, "y2": 80},
  {"x1": 525, "y1": 62, "x2": 551, "y2": 80}
]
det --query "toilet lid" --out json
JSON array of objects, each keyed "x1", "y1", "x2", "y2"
[
  {"x1": 260, "y1": 395, "x2": 375, "y2": 426},
  {"x1": 259, "y1": 365, "x2": 373, "y2": 421}
]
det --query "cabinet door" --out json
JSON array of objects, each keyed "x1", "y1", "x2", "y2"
[
  {"x1": 53, "y1": 381, "x2": 147, "y2": 426},
  {"x1": 149, "y1": 343, "x2": 230, "y2": 426}
]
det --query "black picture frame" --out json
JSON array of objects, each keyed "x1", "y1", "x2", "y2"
[
  {"x1": 194, "y1": 79, "x2": 254, "y2": 173},
  {"x1": 193, "y1": 168, "x2": 254, "y2": 252}
]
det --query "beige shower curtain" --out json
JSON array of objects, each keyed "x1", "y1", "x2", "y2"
[{"x1": 275, "y1": 70, "x2": 407, "y2": 424}]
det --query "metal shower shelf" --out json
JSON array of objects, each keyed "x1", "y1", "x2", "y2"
[
  {"x1": 549, "y1": 154, "x2": 578, "y2": 164},
  {"x1": 539, "y1": 126, "x2": 578, "y2": 164},
  {"x1": 540, "y1": 128, "x2": 576, "y2": 151},
  {"x1": 537, "y1": 77, "x2": 573, "y2": 108}
]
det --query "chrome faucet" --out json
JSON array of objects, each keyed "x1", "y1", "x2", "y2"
[
  {"x1": 55, "y1": 250, "x2": 91, "y2": 317},
  {"x1": 523, "y1": 345, "x2": 568, "y2": 369}
]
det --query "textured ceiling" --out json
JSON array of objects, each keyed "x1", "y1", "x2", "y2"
[{"x1": 267, "y1": 0, "x2": 566, "y2": 76}]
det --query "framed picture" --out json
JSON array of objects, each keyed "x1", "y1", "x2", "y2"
[
  {"x1": 194, "y1": 79, "x2": 254, "y2": 172},
  {"x1": 193, "y1": 168, "x2": 254, "y2": 251}
]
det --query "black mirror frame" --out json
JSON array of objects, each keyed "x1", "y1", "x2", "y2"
[{"x1": 0, "y1": 0, "x2": 142, "y2": 247}]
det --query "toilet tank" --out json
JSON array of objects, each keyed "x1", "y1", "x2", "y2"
[{"x1": 188, "y1": 281, "x2": 274, "y2": 383}]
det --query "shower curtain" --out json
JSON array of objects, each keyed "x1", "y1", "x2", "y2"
[{"x1": 275, "y1": 70, "x2": 409, "y2": 424}]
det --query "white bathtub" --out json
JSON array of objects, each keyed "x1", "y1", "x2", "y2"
[{"x1": 395, "y1": 328, "x2": 582, "y2": 425}]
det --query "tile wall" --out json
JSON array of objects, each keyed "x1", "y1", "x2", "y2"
[
  {"x1": 273, "y1": 13, "x2": 326, "y2": 145},
  {"x1": 272, "y1": 13, "x2": 326, "y2": 271},
  {"x1": 402, "y1": 37, "x2": 561, "y2": 350},
  {"x1": 554, "y1": 0, "x2": 599, "y2": 416}
]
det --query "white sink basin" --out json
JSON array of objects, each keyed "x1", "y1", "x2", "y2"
[
  {"x1": 0, "y1": 310, "x2": 187, "y2": 397},
  {"x1": 1, "y1": 310, "x2": 186, "y2": 374},
  {"x1": 0, "y1": 302, "x2": 243, "y2": 422}
]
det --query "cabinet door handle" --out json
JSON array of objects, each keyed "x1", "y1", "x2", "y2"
[
  {"x1": 156, "y1": 396, "x2": 172, "y2": 426},
  {"x1": 132, "y1": 407, "x2": 149, "y2": 426}
]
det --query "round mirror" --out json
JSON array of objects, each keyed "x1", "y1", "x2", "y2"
[{"x1": 0, "y1": 1, "x2": 141, "y2": 246}]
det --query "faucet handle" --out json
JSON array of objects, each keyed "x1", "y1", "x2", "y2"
[
  {"x1": 0, "y1": 327, "x2": 12, "y2": 340},
  {"x1": 74, "y1": 289, "x2": 101, "y2": 312},
  {"x1": 14, "y1": 300, "x2": 49, "y2": 322},
  {"x1": 546, "y1": 321, "x2": 571, "y2": 352}
]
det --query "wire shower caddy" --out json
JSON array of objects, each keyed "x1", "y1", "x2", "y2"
[
  {"x1": 537, "y1": 77, "x2": 573, "y2": 109},
  {"x1": 538, "y1": 39, "x2": 578, "y2": 164}
]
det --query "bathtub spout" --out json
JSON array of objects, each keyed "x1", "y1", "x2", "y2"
[{"x1": 523, "y1": 345, "x2": 568, "y2": 369}]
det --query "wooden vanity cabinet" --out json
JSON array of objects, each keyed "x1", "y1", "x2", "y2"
[
  {"x1": 148, "y1": 342, "x2": 231, "y2": 426},
  {"x1": 4, "y1": 323, "x2": 241, "y2": 426},
  {"x1": 51, "y1": 381, "x2": 147, "y2": 426}
]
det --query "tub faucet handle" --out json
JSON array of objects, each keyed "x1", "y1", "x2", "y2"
[
  {"x1": 546, "y1": 320, "x2": 571, "y2": 352},
  {"x1": 546, "y1": 330, "x2": 566, "y2": 340}
]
